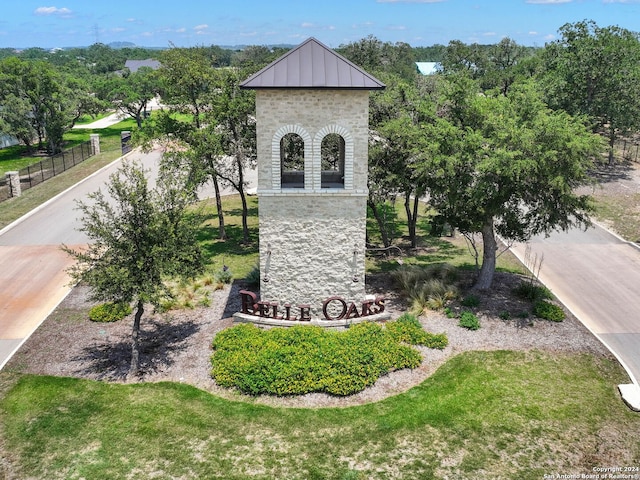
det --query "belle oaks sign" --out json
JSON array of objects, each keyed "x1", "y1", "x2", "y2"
[{"x1": 240, "y1": 290, "x2": 385, "y2": 322}]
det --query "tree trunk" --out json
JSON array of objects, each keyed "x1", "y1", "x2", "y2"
[
  {"x1": 128, "y1": 299, "x2": 144, "y2": 379},
  {"x1": 236, "y1": 157, "x2": 250, "y2": 243},
  {"x1": 473, "y1": 218, "x2": 497, "y2": 291},
  {"x1": 404, "y1": 192, "x2": 420, "y2": 249},
  {"x1": 212, "y1": 174, "x2": 227, "y2": 240},
  {"x1": 368, "y1": 198, "x2": 391, "y2": 248},
  {"x1": 608, "y1": 128, "x2": 616, "y2": 165}
]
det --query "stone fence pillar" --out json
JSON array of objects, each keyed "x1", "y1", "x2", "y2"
[
  {"x1": 6, "y1": 171, "x2": 20, "y2": 197},
  {"x1": 90, "y1": 133, "x2": 100, "y2": 155}
]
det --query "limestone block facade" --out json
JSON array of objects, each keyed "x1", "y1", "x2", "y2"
[
  {"x1": 256, "y1": 89, "x2": 369, "y2": 318},
  {"x1": 238, "y1": 37, "x2": 385, "y2": 324}
]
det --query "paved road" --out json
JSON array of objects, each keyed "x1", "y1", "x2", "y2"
[
  {"x1": 0, "y1": 149, "x2": 161, "y2": 368},
  {"x1": 511, "y1": 225, "x2": 640, "y2": 410},
  {"x1": 0, "y1": 147, "x2": 256, "y2": 369}
]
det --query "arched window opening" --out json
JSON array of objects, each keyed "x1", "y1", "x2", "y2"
[
  {"x1": 280, "y1": 133, "x2": 305, "y2": 188},
  {"x1": 321, "y1": 133, "x2": 345, "y2": 188}
]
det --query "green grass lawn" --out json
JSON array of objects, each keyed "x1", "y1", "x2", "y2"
[
  {"x1": 74, "y1": 111, "x2": 114, "y2": 125},
  {"x1": 0, "y1": 118, "x2": 137, "y2": 176},
  {"x1": 0, "y1": 119, "x2": 138, "y2": 230},
  {"x1": 1, "y1": 351, "x2": 637, "y2": 479},
  {"x1": 194, "y1": 195, "x2": 259, "y2": 280},
  {"x1": 1, "y1": 148, "x2": 637, "y2": 478}
]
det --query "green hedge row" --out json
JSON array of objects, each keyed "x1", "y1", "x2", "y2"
[{"x1": 211, "y1": 315, "x2": 447, "y2": 396}]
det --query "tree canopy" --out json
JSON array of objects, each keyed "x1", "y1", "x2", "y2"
[
  {"x1": 541, "y1": 20, "x2": 640, "y2": 163},
  {"x1": 64, "y1": 162, "x2": 204, "y2": 377},
  {"x1": 418, "y1": 78, "x2": 604, "y2": 290}
]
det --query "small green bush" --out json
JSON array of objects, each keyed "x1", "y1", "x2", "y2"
[
  {"x1": 459, "y1": 311, "x2": 480, "y2": 330},
  {"x1": 460, "y1": 294, "x2": 480, "y2": 308},
  {"x1": 245, "y1": 264, "x2": 260, "y2": 286},
  {"x1": 533, "y1": 300, "x2": 565, "y2": 322},
  {"x1": 88, "y1": 302, "x2": 131, "y2": 323},
  {"x1": 513, "y1": 282, "x2": 552, "y2": 302},
  {"x1": 443, "y1": 307, "x2": 457, "y2": 319},
  {"x1": 215, "y1": 266, "x2": 233, "y2": 284},
  {"x1": 211, "y1": 320, "x2": 447, "y2": 396}
]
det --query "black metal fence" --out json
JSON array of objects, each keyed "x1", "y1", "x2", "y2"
[
  {"x1": 121, "y1": 131, "x2": 132, "y2": 155},
  {"x1": 1, "y1": 140, "x2": 94, "y2": 202},
  {"x1": 616, "y1": 139, "x2": 640, "y2": 163}
]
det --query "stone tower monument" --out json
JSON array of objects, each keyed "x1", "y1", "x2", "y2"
[{"x1": 238, "y1": 37, "x2": 386, "y2": 326}]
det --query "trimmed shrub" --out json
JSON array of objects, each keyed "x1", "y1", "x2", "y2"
[
  {"x1": 513, "y1": 282, "x2": 552, "y2": 302},
  {"x1": 386, "y1": 313, "x2": 448, "y2": 350},
  {"x1": 215, "y1": 266, "x2": 233, "y2": 284},
  {"x1": 245, "y1": 264, "x2": 260, "y2": 287},
  {"x1": 533, "y1": 300, "x2": 565, "y2": 322},
  {"x1": 460, "y1": 294, "x2": 480, "y2": 308},
  {"x1": 88, "y1": 302, "x2": 131, "y2": 323},
  {"x1": 459, "y1": 311, "x2": 480, "y2": 330},
  {"x1": 211, "y1": 320, "x2": 446, "y2": 396}
]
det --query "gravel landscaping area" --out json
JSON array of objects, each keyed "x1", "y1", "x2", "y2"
[
  {"x1": 7, "y1": 159, "x2": 637, "y2": 408},
  {"x1": 5, "y1": 268, "x2": 612, "y2": 409}
]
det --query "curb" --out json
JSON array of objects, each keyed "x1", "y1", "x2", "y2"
[
  {"x1": 508, "y1": 238, "x2": 640, "y2": 412},
  {"x1": 0, "y1": 148, "x2": 139, "y2": 237}
]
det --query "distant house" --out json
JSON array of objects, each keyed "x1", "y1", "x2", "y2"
[
  {"x1": 415, "y1": 62, "x2": 441, "y2": 75},
  {"x1": 124, "y1": 59, "x2": 161, "y2": 73}
]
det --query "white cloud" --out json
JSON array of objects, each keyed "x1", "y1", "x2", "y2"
[
  {"x1": 176, "y1": 28, "x2": 186, "y2": 33},
  {"x1": 194, "y1": 24, "x2": 208, "y2": 31},
  {"x1": 529, "y1": 31, "x2": 538, "y2": 35},
  {"x1": 34, "y1": 6, "x2": 73, "y2": 16},
  {"x1": 483, "y1": 31, "x2": 497, "y2": 36},
  {"x1": 603, "y1": 0, "x2": 640, "y2": 3},
  {"x1": 302, "y1": 22, "x2": 336, "y2": 31}
]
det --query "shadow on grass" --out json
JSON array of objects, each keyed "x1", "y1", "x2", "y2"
[
  {"x1": 197, "y1": 224, "x2": 258, "y2": 259},
  {"x1": 588, "y1": 160, "x2": 634, "y2": 184},
  {"x1": 368, "y1": 236, "x2": 467, "y2": 273},
  {"x1": 71, "y1": 318, "x2": 200, "y2": 381}
]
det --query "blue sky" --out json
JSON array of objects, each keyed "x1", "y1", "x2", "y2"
[{"x1": 1, "y1": 0, "x2": 639, "y2": 49}]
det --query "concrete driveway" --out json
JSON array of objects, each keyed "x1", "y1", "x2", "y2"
[{"x1": 511, "y1": 225, "x2": 640, "y2": 411}]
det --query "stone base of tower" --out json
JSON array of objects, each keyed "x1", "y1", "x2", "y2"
[
  {"x1": 232, "y1": 310, "x2": 391, "y2": 328},
  {"x1": 258, "y1": 193, "x2": 367, "y2": 317},
  {"x1": 231, "y1": 192, "x2": 391, "y2": 326}
]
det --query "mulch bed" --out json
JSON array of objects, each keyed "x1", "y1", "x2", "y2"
[{"x1": 4, "y1": 270, "x2": 613, "y2": 408}]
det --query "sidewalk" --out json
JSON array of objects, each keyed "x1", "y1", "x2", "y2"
[{"x1": 73, "y1": 112, "x2": 125, "y2": 129}]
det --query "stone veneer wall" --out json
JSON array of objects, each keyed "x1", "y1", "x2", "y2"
[
  {"x1": 255, "y1": 89, "x2": 370, "y2": 192},
  {"x1": 254, "y1": 89, "x2": 370, "y2": 319},
  {"x1": 258, "y1": 194, "x2": 366, "y2": 319}
]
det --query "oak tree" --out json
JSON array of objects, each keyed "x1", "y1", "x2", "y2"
[
  {"x1": 419, "y1": 78, "x2": 604, "y2": 290},
  {"x1": 64, "y1": 161, "x2": 203, "y2": 377}
]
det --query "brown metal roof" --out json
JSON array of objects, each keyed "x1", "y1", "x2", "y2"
[{"x1": 240, "y1": 37, "x2": 385, "y2": 90}]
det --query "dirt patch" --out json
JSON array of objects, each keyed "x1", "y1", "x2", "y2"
[{"x1": 4, "y1": 270, "x2": 613, "y2": 408}]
